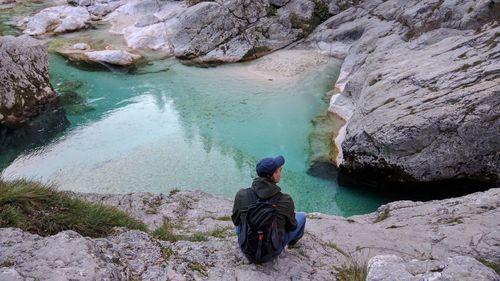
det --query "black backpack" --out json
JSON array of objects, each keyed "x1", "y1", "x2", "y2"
[{"x1": 237, "y1": 189, "x2": 282, "y2": 264}]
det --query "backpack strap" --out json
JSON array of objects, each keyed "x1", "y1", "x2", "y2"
[{"x1": 237, "y1": 189, "x2": 258, "y2": 248}]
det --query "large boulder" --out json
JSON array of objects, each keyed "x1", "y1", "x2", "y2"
[
  {"x1": 303, "y1": 0, "x2": 500, "y2": 186},
  {"x1": 57, "y1": 47, "x2": 142, "y2": 71},
  {"x1": 0, "y1": 35, "x2": 68, "y2": 150},
  {"x1": 169, "y1": 0, "x2": 322, "y2": 64},
  {"x1": 19, "y1": 6, "x2": 90, "y2": 35}
]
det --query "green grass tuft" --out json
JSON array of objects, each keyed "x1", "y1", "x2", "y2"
[
  {"x1": 151, "y1": 222, "x2": 180, "y2": 242},
  {"x1": 325, "y1": 242, "x2": 348, "y2": 257},
  {"x1": 186, "y1": 232, "x2": 209, "y2": 242},
  {"x1": 215, "y1": 215, "x2": 231, "y2": 221},
  {"x1": 336, "y1": 260, "x2": 368, "y2": 281},
  {"x1": 161, "y1": 247, "x2": 174, "y2": 261},
  {"x1": 189, "y1": 261, "x2": 208, "y2": 275},
  {"x1": 325, "y1": 242, "x2": 368, "y2": 281},
  {"x1": 479, "y1": 259, "x2": 500, "y2": 275},
  {"x1": 0, "y1": 180, "x2": 147, "y2": 237},
  {"x1": 152, "y1": 222, "x2": 231, "y2": 242},
  {"x1": 267, "y1": 5, "x2": 278, "y2": 17},
  {"x1": 0, "y1": 258, "x2": 15, "y2": 267},
  {"x1": 169, "y1": 188, "x2": 181, "y2": 196},
  {"x1": 206, "y1": 227, "x2": 232, "y2": 238},
  {"x1": 373, "y1": 208, "x2": 390, "y2": 223}
]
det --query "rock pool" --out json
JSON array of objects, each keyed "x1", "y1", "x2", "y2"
[{"x1": 1, "y1": 50, "x2": 387, "y2": 216}]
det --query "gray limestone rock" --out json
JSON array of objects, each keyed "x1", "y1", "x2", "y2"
[
  {"x1": 21, "y1": 6, "x2": 90, "y2": 35},
  {"x1": 87, "y1": 1, "x2": 123, "y2": 19},
  {"x1": 366, "y1": 255, "x2": 500, "y2": 281},
  {"x1": 285, "y1": 0, "x2": 315, "y2": 22},
  {"x1": 170, "y1": 0, "x2": 308, "y2": 64},
  {"x1": 1, "y1": 188, "x2": 499, "y2": 280},
  {"x1": 303, "y1": 0, "x2": 500, "y2": 186},
  {"x1": 134, "y1": 14, "x2": 161, "y2": 27},
  {"x1": 0, "y1": 35, "x2": 68, "y2": 149},
  {"x1": 171, "y1": 2, "x2": 244, "y2": 60},
  {"x1": 268, "y1": 0, "x2": 290, "y2": 7}
]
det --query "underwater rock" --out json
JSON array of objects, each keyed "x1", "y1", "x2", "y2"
[
  {"x1": 59, "y1": 91, "x2": 94, "y2": 115},
  {"x1": 56, "y1": 79, "x2": 83, "y2": 92}
]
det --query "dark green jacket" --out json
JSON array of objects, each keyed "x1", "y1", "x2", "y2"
[{"x1": 232, "y1": 177, "x2": 297, "y2": 237}]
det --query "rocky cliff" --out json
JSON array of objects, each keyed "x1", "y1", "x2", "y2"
[
  {"x1": 302, "y1": 0, "x2": 500, "y2": 186},
  {"x1": 0, "y1": 35, "x2": 68, "y2": 151},
  {"x1": 1, "y1": 188, "x2": 499, "y2": 280}
]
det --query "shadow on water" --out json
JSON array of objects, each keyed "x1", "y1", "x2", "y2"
[
  {"x1": 338, "y1": 169, "x2": 493, "y2": 203},
  {"x1": 0, "y1": 106, "x2": 69, "y2": 171},
  {"x1": 309, "y1": 160, "x2": 494, "y2": 208}
]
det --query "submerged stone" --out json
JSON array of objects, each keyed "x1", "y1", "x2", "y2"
[
  {"x1": 59, "y1": 91, "x2": 94, "y2": 115},
  {"x1": 56, "y1": 79, "x2": 83, "y2": 92}
]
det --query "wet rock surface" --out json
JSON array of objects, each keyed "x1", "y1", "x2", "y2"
[{"x1": 1, "y1": 188, "x2": 498, "y2": 280}]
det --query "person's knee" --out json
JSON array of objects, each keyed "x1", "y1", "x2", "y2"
[{"x1": 296, "y1": 212, "x2": 306, "y2": 226}]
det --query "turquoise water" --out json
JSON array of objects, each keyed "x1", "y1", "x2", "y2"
[{"x1": 1, "y1": 53, "x2": 387, "y2": 216}]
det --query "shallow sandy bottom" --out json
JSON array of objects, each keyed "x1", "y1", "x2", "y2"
[{"x1": 244, "y1": 49, "x2": 335, "y2": 81}]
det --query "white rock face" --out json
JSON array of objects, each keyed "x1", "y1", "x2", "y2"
[
  {"x1": 123, "y1": 22, "x2": 174, "y2": 54},
  {"x1": 85, "y1": 50, "x2": 141, "y2": 66},
  {"x1": 104, "y1": 0, "x2": 185, "y2": 55},
  {"x1": 22, "y1": 6, "x2": 90, "y2": 35},
  {"x1": 367, "y1": 255, "x2": 500, "y2": 281},
  {"x1": 73, "y1": 42, "x2": 90, "y2": 50}
]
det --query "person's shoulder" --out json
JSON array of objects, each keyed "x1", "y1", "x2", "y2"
[
  {"x1": 277, "y1": 192, "x2": 294, "y2": 203},
  {"x1": 234, "y1": 188, "x2": 251, "y2": 199},
  {"x1": 235, "y1": 188, "x2": 249, "y2": 196}
]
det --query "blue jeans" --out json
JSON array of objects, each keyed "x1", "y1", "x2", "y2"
[{"x1": 235, "y1": 212, "x2": 306, "y2": 256}]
